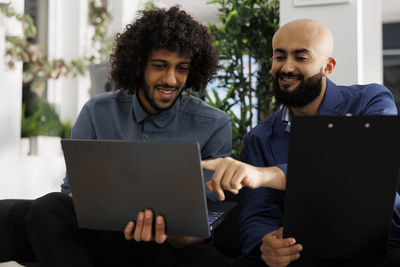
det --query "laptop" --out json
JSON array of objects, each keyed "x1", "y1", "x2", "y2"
[
  {"x1": 283, "y1": 116, "x2": 400, "y2": 263},
  {"x1": 61, "y1": 139, "x2": 236, "y2": 238}
]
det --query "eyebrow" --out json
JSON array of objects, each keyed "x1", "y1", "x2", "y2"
[
  {"x1": 274, "y1": 48, "x2": 312, "y2": 55},
  {"x1": 150, "y1": 59, "x2": 191, "y2": 64},
  {"x1": 293, "y1": 48, "x2": 311, "y2": 55}
]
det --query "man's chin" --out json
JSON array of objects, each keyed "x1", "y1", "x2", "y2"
[
  {"x1": 153, "y1": 100, "x2": 175, "y2": 111},
  {"x1": 279, "y1": 81, "x2": 301, "y2": 92}
]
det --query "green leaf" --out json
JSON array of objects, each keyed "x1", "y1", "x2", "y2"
[{"x1": 225, "y1": 9, "x2": 238, "y2": 25}]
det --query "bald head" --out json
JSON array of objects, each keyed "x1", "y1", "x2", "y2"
[
  {"x1": 273, "y1": 19, "x2": 334, "y2": 59},
  {"x1": 271, "y1": 19, "x2": 337, "y2": 112}
]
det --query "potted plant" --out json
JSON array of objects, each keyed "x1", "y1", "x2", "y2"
[{"x1": 206, "y1": 0, "x2": 280, "y2": 159}]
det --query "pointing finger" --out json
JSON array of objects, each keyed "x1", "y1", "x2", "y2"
[{"x1": 201, "y1": 158, "x2": 222, "y2": 171}]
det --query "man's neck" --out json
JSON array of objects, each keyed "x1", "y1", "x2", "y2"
[{"x1": 290, "y1": 78, "x2": 327, "y2": 116}]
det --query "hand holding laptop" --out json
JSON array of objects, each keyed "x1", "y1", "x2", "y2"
[
  {"x1": 202, "y1": 157, "x2": 286, "y2": 201},
  {"x1": 124, "y1": 209, "x2": 167, "y2": 244},
  {"x1": 124, "y1": 209, "x2": 205, "y2": 247}
]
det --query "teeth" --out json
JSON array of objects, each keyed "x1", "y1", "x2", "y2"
[
  {"x1": 158, "y1": 88, "x2": 173, "y2": 95},
  {"x1": 282, "y1": 77, "x2": 298, "y2": 82}
]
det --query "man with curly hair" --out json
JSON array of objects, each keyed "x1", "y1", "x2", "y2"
[{"x1": 20, "y1": 6, "x2": 232, "y2": 267}]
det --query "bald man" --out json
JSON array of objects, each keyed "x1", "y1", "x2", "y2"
[{"x1": 203, "y1": 19, "x2": 400, "y2": 266}]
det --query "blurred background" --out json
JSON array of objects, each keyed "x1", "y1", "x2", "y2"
[{"x1": 0, "y1": 0, "x2": 399, "y2": 200}]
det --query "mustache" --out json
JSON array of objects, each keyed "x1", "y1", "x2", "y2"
[
  {"x1": 155, "y1": 84, "x2": 180, "y2": 90},
  {"x1": 277, "y1": 71, "x2": 303, "y2": 79}
]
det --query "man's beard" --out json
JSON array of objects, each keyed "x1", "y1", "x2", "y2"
[
  {"x1": 273, "y1": 69, "x2": 323, "y2": 107},
  {"x1": 142, "y1": 82, "x2": 182, "y2": 112}
]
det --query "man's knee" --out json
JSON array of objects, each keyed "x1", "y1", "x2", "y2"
[
  {"x1": 26, "y1": 192, "x2": 72, "y2": 226},
  {"x1": 0, "y1": 199, "x2": 35, "y2": 261}
]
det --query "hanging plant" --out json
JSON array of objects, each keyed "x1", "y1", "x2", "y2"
[
  {"x1": 0, "y1": 0, "x2": 113, "y2": 95},
  {"x1": 88, "y1": 0, "x2": 114, "y2": 63},
  {"x1": 1, "y1": 1, "x2": 113, "y2": 139}
]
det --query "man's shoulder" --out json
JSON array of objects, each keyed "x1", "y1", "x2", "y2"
[
  {"x1": 85, "y1": 91, "x2": 132, "y2": 107},
  {"x1": 340, "y1": 82, "x2": 390, "y2": 96},
  {"x1": 339, "y1": 82, "x2": 394, "y2": 107},
  {"x1": 179, "y1": 94, "x2": 230, "y2": 121},
  {"x1": 324, "y1": 79, "x2": 396, "y2": 115}
]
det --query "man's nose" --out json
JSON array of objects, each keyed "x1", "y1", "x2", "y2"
[
  {"x1": 163, "y1": 68, "x2": 177, "y2": 86},
  {"x1": 281, "y1": 59, "x2": 296, "y2": 73}
]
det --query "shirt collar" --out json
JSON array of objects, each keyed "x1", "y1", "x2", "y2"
[
  {"x1": 132, "y1": 93, "x2": 180, "y2": 128},
  {"x1": 281, "y1": 105, "x2": 292, "y2": 133},
  {"x1": 280, "y1": 78, "x2": 341, "y2": 132},
  {"x1": 317, "y1": 78, "x2": 343, "y2": 115}
]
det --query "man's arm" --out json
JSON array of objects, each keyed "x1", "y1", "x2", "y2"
[
  {"x1": 202, "y1": 157, "x2": 286, "y2": 200},
  {"x1": 360, "y1": 84, "x2": 397, "y2": 116},
  {"x1": 238, "y1": 133, "x2": 290, "y2": 259},
  {"x1": 61, "y1": 103, "x2": 96, "y2": 195}
]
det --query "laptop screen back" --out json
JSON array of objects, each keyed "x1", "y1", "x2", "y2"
[{"x1": 61, "y1": 140, "x2": 211, "y2": 238}]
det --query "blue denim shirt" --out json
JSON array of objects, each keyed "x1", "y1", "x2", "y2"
[{"x1": 61, "y1": 91, "x2": 232, "y2": 201}]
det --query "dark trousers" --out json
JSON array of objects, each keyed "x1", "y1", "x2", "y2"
[
  {"x1": 24, "y1": 192, "x2": 229, "y2": 267},
  {"x1": 231, "y1": 241, "x2": 400, "y2": 267},
  {"x1": 0, "y1": 199, "x2": 36, "y2": 263}
]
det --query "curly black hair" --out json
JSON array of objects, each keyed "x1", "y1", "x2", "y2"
[{"x1": 109, "y1": 6, "x2": 218, "y2": 94}]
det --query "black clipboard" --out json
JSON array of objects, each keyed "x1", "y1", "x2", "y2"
[{"x1": 283, "y1": 115, "x2": 400, "y2": 264}]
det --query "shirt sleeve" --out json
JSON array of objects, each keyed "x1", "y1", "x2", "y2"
[
  {"x1": 60, "y1": 103, "x2": 96, "y2": 194},
  {"x1": 239, "y1": 134, "x2": 285, "y2": 257},
  {"x1": 360, "y1": 84, "x2": 398, "y2": 115},
  {"x1": 202, "y1": 114, "x2": 232, "y2": 201}
]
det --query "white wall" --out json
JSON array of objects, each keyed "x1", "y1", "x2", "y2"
[
  {"x1": 46, "y1": 0, "x2": 91, "y2": 124},
  {"x1": 280, "y1": 0, "x2": 382, "y2": 85},
  {"x1": 362, "y1": 0, "x2": 383, "y2": 84},
  {"x1": 0, "y1": 0, "x2": 23, "y2": 161},
  {"x1": 382, "y1": 0, "x2": 400, "y2": 23},
  {"x1": 108, "y1": 0, "x2": 145, "y2": 34},
  {"x1": 0, "y1": 0, "x2": 66, "y2": 200}
]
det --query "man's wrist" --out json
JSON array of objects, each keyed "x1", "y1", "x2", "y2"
[{"x1": 260, "y1": 166, "x2": 286, "y2": 190}]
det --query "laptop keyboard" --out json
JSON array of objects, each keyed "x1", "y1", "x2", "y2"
[{"x1": 208, "y1": 211, "x2": 224, "y2": 225}]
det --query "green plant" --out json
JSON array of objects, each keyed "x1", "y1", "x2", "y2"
[
  {"x1": 60, "y1": 121, "x2": 73, "y2": 139},
  {"x1": 206, "y1": 0, "x2": 280, "y2": 158},
  {"x1": 1, "y1": 1, "x2": 114, "y2": 138},
  {"x1": 0, "y1": 0, "x2": 113, "y2": 95},
  {"x1": 206, "y1": 87, "x2": 243, "y2": 159},
  {"x1": 21, "y1": 104, "x2": 45, "y2": 137},
  {"x1": 0, "y1": 3, "x2": 87, "y2": 96},
  {"x1": 21, "y1": 98, "x2": 63, "y2": 137}
]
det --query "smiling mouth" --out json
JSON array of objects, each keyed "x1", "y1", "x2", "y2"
[
  {"x1": 280, "y1": 73, "x2": 301, "y2": 80},
  {"x1": 280, "y1": 76, "x2": 299, "y2": 82},
  {"x1": 157, "y1": 87, "x2": 178, "y2": 95}
]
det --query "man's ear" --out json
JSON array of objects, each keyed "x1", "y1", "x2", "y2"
[{"x1": 323, "y1": 57, "x2": 336, "y2": 76}]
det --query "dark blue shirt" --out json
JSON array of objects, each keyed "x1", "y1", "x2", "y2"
[
  {"x1": 239, "y1": 78, "x2": 400, "y2": 256},
  {"x1": 61, "y1": 91, "x2": 232, "y2": 201}
]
